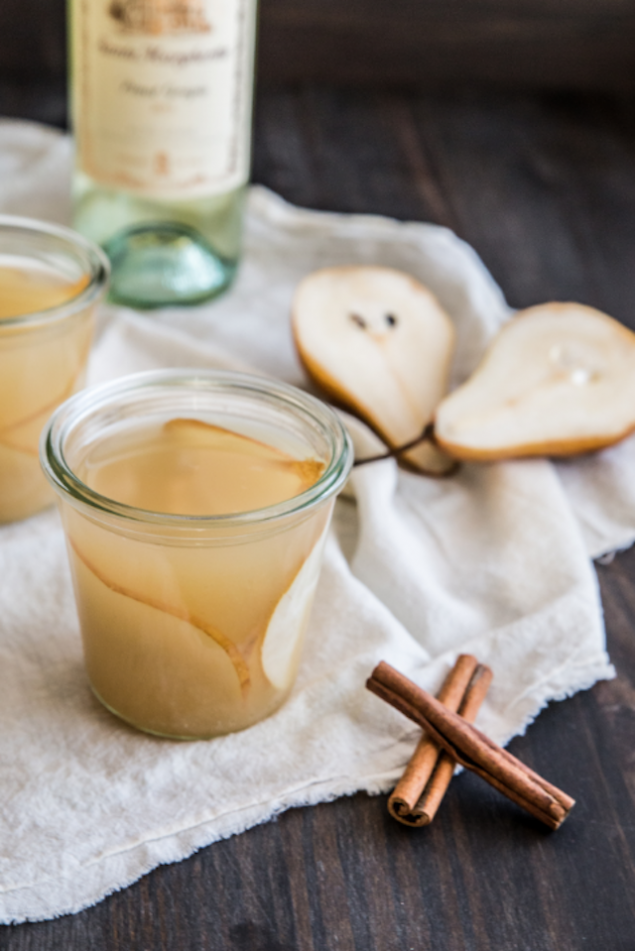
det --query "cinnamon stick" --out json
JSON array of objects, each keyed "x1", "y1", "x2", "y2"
[
  {"x1": 388, "y1": 655, "x2": 488, "y2": 826},
  {"x1": 368, "y1": 661, "x2": 575, "y2": 830},
  {"x1": 394, "y1": 663, "x2": 493, "y2": 827}
]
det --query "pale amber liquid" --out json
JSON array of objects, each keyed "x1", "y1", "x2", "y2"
[
  {"x1": 63, "y1": 419, "x2": 331, "y2": 738},
  {"x1": 0, "y1": 264, "x2": 93, "y2": 523},
  {"x1": 0, "y1": 266, "x2": 89, "y2": 320}
]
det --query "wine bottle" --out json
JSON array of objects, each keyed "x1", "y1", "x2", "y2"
[{"x1": 69, "y1": 0, "x2": 258, "y2": 308}]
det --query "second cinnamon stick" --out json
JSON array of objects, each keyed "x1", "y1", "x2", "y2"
[
  {"x1": 413, "y1": 663, "x2": 493, "y2": 826},
  {"x1": 388, "y1": 654, "x2": 478, "y2": 825},
  {"x1": 388, "y1": 656, "x2": 492, "y2": 826}
]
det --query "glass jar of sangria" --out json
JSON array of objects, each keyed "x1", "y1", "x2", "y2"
[
  {"x1": 41, "y1": 369, "x2": 352, "y2": 739},
  {"x1": 0, "y1": 216, "x2": 109, "y2": 523}
]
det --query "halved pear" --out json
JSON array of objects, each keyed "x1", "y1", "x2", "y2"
[
  {"x1": 292, "y1": 266, "x2": 457, "y2": 475},
  {"x1": 434, "y1": 302, "x2": 635, "y2": 460},
  {"x1": 261, "y1": 526, "x2": 329, "y2": 691}
]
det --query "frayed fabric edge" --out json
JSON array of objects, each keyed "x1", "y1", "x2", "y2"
[
  {"x1": 0, "y1": 771, "x2": 396, "y2": 926},
  {"x1": 593, "y1": 535, "x2": 635, "y2": 564},
  {"x1": 493, "y1": 655, "x2": 615, "y2": 748}
]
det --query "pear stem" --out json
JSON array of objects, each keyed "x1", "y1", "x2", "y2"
[{"x1": 352, "y1": 423, "x2": 435, "y2": 467}]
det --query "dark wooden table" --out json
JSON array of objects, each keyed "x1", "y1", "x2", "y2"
[{"x1": 1, "y1": 83, "x2": 635, "y2": 950}]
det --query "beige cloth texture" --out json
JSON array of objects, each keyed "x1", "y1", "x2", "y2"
[{"x1": 0, "y1": 120, "x2": 630, "y2": 923}]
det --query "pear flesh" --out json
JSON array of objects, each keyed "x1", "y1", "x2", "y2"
[
  {"x1": 260, "y1": 525, "x2": 328, "y2": 691},
  {"x1": 292, "y1": 266, "x2": 456, "y2": 474},
  {"x1": 434, "y1": 303, "x2": 635, "y2": 460}
]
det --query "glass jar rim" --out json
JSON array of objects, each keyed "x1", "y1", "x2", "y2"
[
  {"x1": 41, "y1": 369, "x2": 353, "y2": 528},
  {"x1": 0, "y1": 214, "x2": 110, "y2": 329}
]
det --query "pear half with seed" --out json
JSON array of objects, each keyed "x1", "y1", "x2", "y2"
[
  {"x1": 434, "y1": 302, "x2": 635, "y2": 460},
  {"x1": 292, "y1": 266, "x2": 457, "y2": 475}
]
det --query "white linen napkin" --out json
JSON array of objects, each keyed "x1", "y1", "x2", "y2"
[{"x1": 0, "y1": 120, "x2": 630, "y2": 924}]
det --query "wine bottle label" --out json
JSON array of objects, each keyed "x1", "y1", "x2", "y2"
[{"x1": 72, "y1": 0, "x2": 256, "y2": 199}]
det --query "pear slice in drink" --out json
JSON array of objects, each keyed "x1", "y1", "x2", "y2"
[
  {"x1": 68, "y1": 419, "x2": 330, "y2": 703},
  {"x1": 261, "y1": 525, "x2": 329, "y2": 691},
  {"x1": 68, "y1": 537, "x2": 251, "y2": 693},
  {"x1": 292, "y1": 266, "x2": 456, "y2": 475},
  {"x1": 434, "y1": 302, "x2": 635, "y2": 460},
  {"x1": 163, "y1": 418, "x2": 324, "y2": 509}
]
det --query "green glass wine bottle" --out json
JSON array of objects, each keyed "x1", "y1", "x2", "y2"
[{"x1": 69, "y1": 0, "x2": 257, "y2": 308}]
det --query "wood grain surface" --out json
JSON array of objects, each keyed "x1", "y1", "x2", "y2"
[
  {"x1": 257, "y1": 0, "x2": 635, "y2": 90},
  {"x1": 3, "y1": 0, "x2": 635, "y2": 90},
  {"x1": 0, "y1": 85, "x2": 635, "y2": 949}
]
